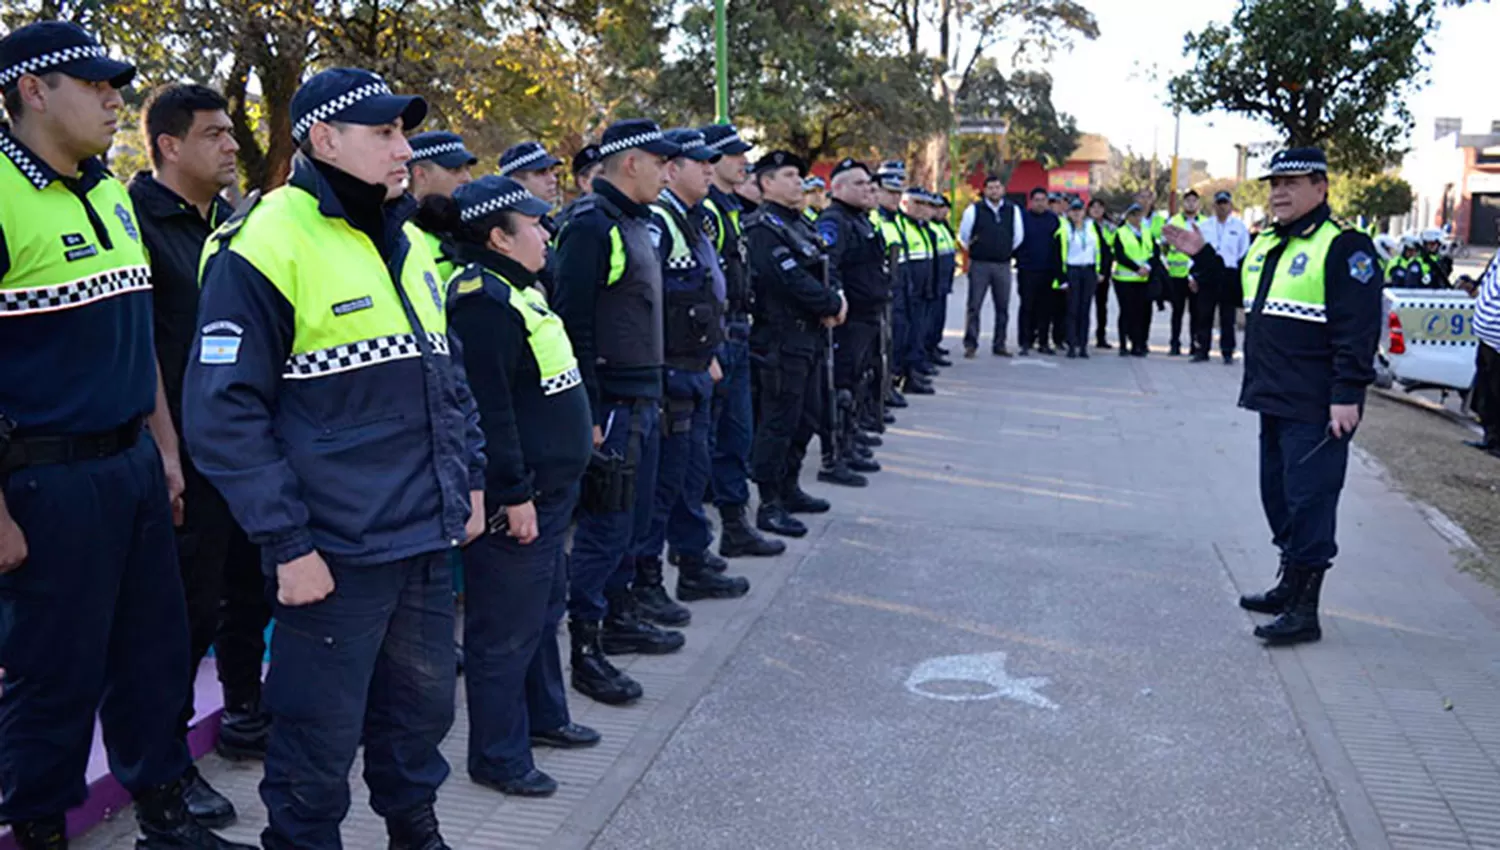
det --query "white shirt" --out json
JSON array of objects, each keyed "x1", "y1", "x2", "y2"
[
  {"x1": 958, "y1": 198, "x2": 1025, "y2": 253},
  {"x1": 1061, "y1": 219, "x2": 1098, "y2": 266},
  {"x1": 1200, "y1": 213, "x2": 1250, "y2": 269}
]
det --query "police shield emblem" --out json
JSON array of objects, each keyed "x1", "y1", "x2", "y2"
[
  {"x1": 424, "y1": 271, "x2": 443, "y2": 311},
  {"x1": 114, "y1": 203, "x2": 139, "y2": 242},
  {"x1": 1288, "y1": 252, "x2": 1309, "y2": 277}
]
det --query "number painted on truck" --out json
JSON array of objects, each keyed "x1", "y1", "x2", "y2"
[{"x1": 1413, "y1": 307, "x2": 1475, "y2": 342}]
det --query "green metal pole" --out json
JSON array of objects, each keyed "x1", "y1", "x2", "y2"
[{"x1": 715, "y1": 0, "x2": 729, "y2": 123}]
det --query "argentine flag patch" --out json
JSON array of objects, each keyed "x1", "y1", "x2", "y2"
[{"x1": 200, "y1": 335, "x2": 243, "y2": 365}]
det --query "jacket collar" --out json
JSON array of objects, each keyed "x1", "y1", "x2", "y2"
[
  {"x1": 762, "y1": 200, "x2": 800, "y2": 222},
  {"x1": 658, "y1": 188, "x2": 692, "y2": 218},
  {"x1": 590, "y1": 177, "x2": 653, "y2": 220},
  {"x1": 457, "y1": 243, "x2": 539, "y2": 289},
  {"x1": 707, "y1": 184, "x2": 741, "y2": 212},
  {"x1": 1274, "y1": 202, "x2": 1331, "y2": 240},
  {"x1": 128, "y1": 171, "x2": 232, "y2": 226},
  {"x1": 288, "y1": 153, "x2": 416, "y2": 228},
  {"x1": 0, "y1": 126, "x2": 110, "y2": 192}
]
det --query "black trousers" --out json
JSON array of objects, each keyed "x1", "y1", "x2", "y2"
[
  {"x1": 1050, "y1": 287, "x2": 1068, "y2": 348},
  {"x1": 750, "y1": 337, "x2": 822, "y2": 491},
  {"x1": 1016, "y1": 270, "x2": 1054, "y2": 351},
  {"x1": 1259, "y1": 414, "x2": 1350, "y2": 569},
  {"x1": 1476, "y1": 342, "x2": 1500, "y2": 446},
  {"x1": 834, "y1": 317, "x2": 879, "y2": 391},
  {"x1": 1190, "y1": 269, "x2": 1241, "y2": 357},
  {"x1": 1115, "y1": 281, "x2": 1153, "y2": 354},
  {"x1": 215, "y1": 526, "x2": 271, "y2": 712},
  {"x1": 1166, "y1": 276, "x2": 1190, "y2": 348},
  {"x1": 1094, "y1": 275, "x2": 1113, "y2": 344}
]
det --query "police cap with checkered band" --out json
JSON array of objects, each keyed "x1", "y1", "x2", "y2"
[
  {"x1": 1259, "y1": 147, "x2": 1329, "y2": 180},
  {"x1": 290, "y1": 67, "x2": 427, "y2": 145},
  {"x1": 498, "y1": 140, "x2": 563, "y2": 176},
  {"x1": 407, "y1": 130, "x2": 477, "y2": 169},
  {"x1": 452, "y1": 175, "x2": 553, "y2": 224},
  {"x1": 0, "y1": 21, "x2": 135, "y2": 93},
  {"x1": 598, "y1": 118, "x2": 681, "y2": 158}
]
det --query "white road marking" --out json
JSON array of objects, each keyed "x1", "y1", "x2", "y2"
[{"x1": 903, "y1": 651, "x2": 1058, "y2": 710}]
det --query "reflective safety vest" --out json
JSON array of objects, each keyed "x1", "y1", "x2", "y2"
[
  {"x1": 210, "y1": 183, "x2": 450, "y2": 379},
  {"x1": 871, "y1": 209, "x2": 906, "y2": 263},
  {"x1": 931, "y1": 221, "x2": 956, "y2": 257},
  {"x1": 702, "y1": 195, "x2": 738, "y2": 254},
  {"x1": 802, "y1": 206, "x2": 819, "y2": 225},
  {"x1": 1240, "y1": 219, "x2": 1341, "y2": 323},
  {"x1": 449, "y1": 265, "x2": 581, "y2": 395},
  {"x1": 898, "y1": 215, "x2": 932, "y2": 261},
  {"x1": 1056, "y1": 219, "x2": 1103, "y2": 274},
  {"x1": 1164, "y1": 213, "x2": 1206, "y2": 278},
  {"x1": 419, "y1": 227, "x2": 457, "y2": 283},
  {"x1": 1114, "y1": 226, "x2": 1153, "y2": 283}
]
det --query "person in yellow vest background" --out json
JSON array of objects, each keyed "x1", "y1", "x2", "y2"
[
  {"x1": 1164, "y1": 188, "x2": 1208, "y2": 357},
  {"x1": 1162, "y1": 147, "x2": 1382, "y2": 649},
  {"x1": 409, "y1": 130, "x2": 479, "y2": 281},
  {"x1": 185, "y1": 67, "x2": 487, "y2": 850}
]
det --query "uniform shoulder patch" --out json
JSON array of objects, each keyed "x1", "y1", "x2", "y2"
[
  {"x1": 1348, "y1": 251, "x2": 1376, "y2": 285},
  {"x1": 818, "y1": 219, "x2": 839, "y2": 247},
  {"x1": 447, "y1": 266, "x2": 491, "y2": 304}
]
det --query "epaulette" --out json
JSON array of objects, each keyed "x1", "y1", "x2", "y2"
[
  {"x1": 447, "y1": 264, "x2": 514, "y2": 309},
  {"x1": 207, "y1": 190, "x2": 262, "y2": 247},
  {"x1": 743, "y1": 208, "x2": 784, "y2": 232}
]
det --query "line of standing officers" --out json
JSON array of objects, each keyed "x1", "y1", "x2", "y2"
[{"x1": 0, "y1": 20, "x2": 960, "y2": 849}]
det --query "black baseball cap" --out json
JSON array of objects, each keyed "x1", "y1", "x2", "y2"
[
  {"x1": 0, "y1": 21, "x2": 135, "y2": 92},
  {"x1": 830, "y1": 158, "x2": 869, "y2": 180},
  {"x1": 407, "y1": 131, "x2": 477, "y2": 169},
  {"x1": 1214, "y1": 190, "x2": 1233, "y2": 203},
  {"x1": 752, "y1": 150, "x2": 807, "y2": 176},
  {"x1": 572, "y1": 144, "x2": 602, "y2": 176},
  {"x1": 291, "y1": 68, "x2": 426, "y2": 145}
]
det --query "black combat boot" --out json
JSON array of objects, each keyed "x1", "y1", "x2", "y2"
[
  {"x1": 630, "y1": 557, "x2": 691, "y2": 627},
  {"x1": 676, "y1": 553, "x2": 750, "y2": 601},
  {"x1": 818, "y1": 455, "x2": 868, "y2": 488},
  {"x1": 853, "y1": 430, "x2": 882, "y2": 448},
  {"x1": 1254, "y1": 567, "x2": 1324, "y2": 646},
  {"x1": 718, "y1": 503, "x2": 786, "y2": 556},
  {"x1": 602, "y1": 589, "x2": 685, "y2": 656},
  {"x1": 669, "y1": 547, "x2": 729, "y2": 572},
  {"x1": 1238, "y1": 560, "x2": 1296, "y2": 614},
  {"x1": 134, "y1": 778, "x2": 256, "y2": 849},
  {"x1": 180, "y1": 766, "x2": 236, "y2": 829},
  {"x1": 568, "y1": 619, "x2": 642, "y2": 705},
  {"x1": 386, "y1": 801, "x2": 451, "y2": 850},
  {"x1": 842, "y1": 449, "x2": 880, "y2": 474},
  {"x1": 784, "y1": 480, "x2": 832, "y2": 513},
  {"x1": 886, "y1": 387, "x2": 909, "y2": 408},
  {"x1": 755, "y1": 483, "x2": 807, "y2": 538},
  {"x1": 12, "y1": 816, "x2": 67, "y2": 850},
  {"x1": 214, "y1": 702, "x2": 268, "y2": 762}
]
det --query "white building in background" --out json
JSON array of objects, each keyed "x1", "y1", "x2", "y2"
[{"x1": 1401, "y1": 118, "x2": 1500, "y2": 246}]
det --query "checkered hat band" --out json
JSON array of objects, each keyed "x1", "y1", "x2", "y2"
[
  {"x1": 460, "y1": 190, "x2": 533, "y2": 222},
  {"x1": 706, "y1": 133, "x2": 742, "y2": 151},
  {"x1": 498, "y1": 146, "x2": 548, "y2": 175},
  {"x1": 292, "y1": 81, "x2": 394, "y2": 143},
  {"x1": 599, "y1": 131, "x2": 663, "y2": 156},
  {"x1": 541, "y1": 366, "x2": 582, "y2": 396},
  {"x1": 411, "y1": 141, "x2": 466, "y2": 161},
  {"x1": 0, "y1": 265, "x2": 151, "y2": 316},
  {"x1": 1255, "y1": 299, "x2": 1327, "y2": 323},
  {"x1": 1271, "y1": 160, "x2": 1327, "y2": 174},
  {"x1": 282, "y1": 331, "x2": 450, "y2": 379},
  {"x1": 0, "y1": 131, "x2": 50, "y2": 189},
  {"x1": 0, "y1": 44, "x2": 107, "y2": 89}
]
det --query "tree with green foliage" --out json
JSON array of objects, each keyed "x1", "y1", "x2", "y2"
[
  {"x1": 1329, "y1": 172, "x2": 1414, "y2": 222},
  {"x1": 955, "y1": 60, "x2": 1078, "y2": 180},
  {"x1": 1092, "y1": 153, "x2": 1170, "y2": 213},
  {"x1": 1169, "y1": 0, "x2": 1438, "y2": 175}
]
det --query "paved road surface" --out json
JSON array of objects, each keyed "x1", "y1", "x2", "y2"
[{"x1": 77, "y1": 295, "x2": 1500, "y2": 849}]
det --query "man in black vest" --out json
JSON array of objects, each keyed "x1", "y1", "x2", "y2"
[{"x1": 960, "y1": 175, "x2": 1023, "y2": 358}]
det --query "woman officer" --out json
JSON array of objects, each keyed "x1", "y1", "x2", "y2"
[{"x1": 425, "y1": 176, "x2": 601, "y2": 796}]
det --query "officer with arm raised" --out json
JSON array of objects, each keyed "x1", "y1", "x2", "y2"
[
  {"x1": 185, "y1": 68, "x2": 486, "y2": 850},
  {"x1": 0, "y1": 22, "x2": 252, "y2": 850},
  {"x1": 1162, "y1": 148, "x2": 1382, "y2": 647},
  {"x1": 744, "y1": 151, "x2": 847, "y2": 536}
]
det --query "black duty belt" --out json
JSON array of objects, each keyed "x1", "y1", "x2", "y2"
[{"x1": 0, "y1": 417, "x2": 144, "y2": 475}]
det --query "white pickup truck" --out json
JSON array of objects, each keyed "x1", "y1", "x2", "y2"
[{"x1": 1375, "y1": 288, "x2": 1476, "y2": 402}]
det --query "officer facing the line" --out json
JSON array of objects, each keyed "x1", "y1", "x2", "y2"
[
  {"x1": 408, "y1": 130, "x2": 479, "y2": 280},
  {"x1": 438, "y1": 175, "x2": 602, "y2": 800},
  {"x1": 745, "y1": 151, "x2": 848, "y2": 536},
  {"x1": 0, "y1": 21, "x2": 251, "y2": 850},
  {"x1": 551, "y1": 119, "x2": 684, "y2": 706},
  {"x1": 1163, "y1": 147, "x2": 1382, "y2": 647},
  {"x1": 698, "y1": 123, "x2": 785, "y2": 559},
  {"x1": 638, "y1": 128, "x2": 751, "y2": 611},
  {"x1": 187, "y1": 67, "x2": 487, "y2": 850}
]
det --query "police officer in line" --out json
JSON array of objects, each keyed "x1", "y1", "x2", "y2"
[
  {"x1": 817, "y1": 158, "x2": 891, "y2": 472},
  {"x1": 1418, "y1": 229, "x2": 1453, "y2": 289},
  {"x1": 1086, "y1": 197, "x2": 1117, "y2": 350},
  {"x1": 435, "y1": 176, "x2": 601, "y2": 799},
  {"x1": 0, "y1": 22, "x2": 251, "y2": 850},
  {"x1": 734, "y1": 158, "x2": 762, "y2": 213},
  {"x1": 871, "y1": 161, "x2": 917, "y2": 405},
  {"x1": 555, "y1": 143, "x2": 603, "y2": 233},
  {"x1": 698, "y1": 123, "x2": 786, "y2": 559},
  {"x1": 551, "y1": 119, "x2": 684, "y2": 706},
  {"x1": 1163, "y1": 147, "x2": 1382, "y2": 647},
  {"x1": 408, "y1": 130, "x2": 479, "y2": 280},
  {"x1": 186, "y1": 67, "x2": 487, "y2": 850},
  {"x1": 802, "y1": 175, "x2": 827, "y2": 224},
  {"x1": 130, "y1": 82, "x2": 275, "y2": 818},
  {"x1": 744, "y1": 151, "x2": 848, "y2": 536},
  {"x1": 1112, "y1": 202, "x2": 1158, "y2": 357},
  {"x1": 927, "y1": 192, "x2": 958, "y2": 367},
  {"x1": 898, "y1": 187, "x2": 939, "y2": 387},
  {"x1": 500, "y1": 140, "x2": 566, "y2": 296},
  {"x1": 637, "y1": 128, "x2": 751, "y2": 612},
  {"x1": 1164, "y1": 189, "x2": 1208, "y2": 357}
]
